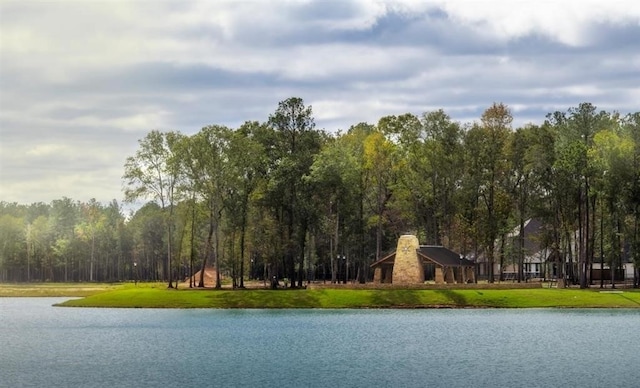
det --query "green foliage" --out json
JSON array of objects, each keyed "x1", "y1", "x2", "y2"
[
  {"x1": 262, "y1": 97, "x2": 326, "y2": 286},
  {"x1": 393, "y1": 110, "x2": 463, "y2": 245},
  {"x1": 0, "y1": 199, "x2": 128, "y2": 282},
  {"x1": 2, "y1": 99, "x2": 640, "y2": 288}
]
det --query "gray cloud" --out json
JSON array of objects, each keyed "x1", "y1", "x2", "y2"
[{"x1": 1, "y1": 0, "x2": 639, "y2": 205}]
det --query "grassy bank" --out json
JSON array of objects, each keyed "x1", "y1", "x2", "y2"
[{"x1": 53, "y1": 285, "x2": 640, "y2": 309}]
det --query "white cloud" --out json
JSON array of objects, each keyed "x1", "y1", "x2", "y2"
[{"x1": 415, "y1": 0, "x2": 640, "y2": 46}]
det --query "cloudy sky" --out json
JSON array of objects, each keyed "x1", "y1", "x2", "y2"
[{"x1": 1, "y1": 0, "x2": 639, "y2": 207}]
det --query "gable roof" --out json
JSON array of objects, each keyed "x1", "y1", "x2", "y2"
[
  {"x1": 370, "y1": 245, "x2": 474, "y2": 268},
  {"x1": 509, "y1": 218, "x2": 546, "y2": 255},
  {"x1": 469, "y1": 218, "x2": 551, "y2": 263},
  {"x1": 370, "y1": 252, "x2": 396, "y2": 267},
  {"x1": 418, "y1": 246, "x2": 475, "y2": 267}
]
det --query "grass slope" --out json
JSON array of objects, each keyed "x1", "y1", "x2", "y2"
[{"x1": 55, "y1": 286, "x2": 640, "y2": 309}]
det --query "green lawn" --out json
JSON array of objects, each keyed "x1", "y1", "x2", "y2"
[
  {"x1": 52, "y1": 285, "x2": 640, "y2": 309},
  {"x1": 3, "y1": 282, "x2": 639, "y2": 308}
]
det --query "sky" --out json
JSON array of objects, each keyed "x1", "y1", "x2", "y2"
[{"x1": 1, "y1": 0, "x2": 639, "y2": 207}]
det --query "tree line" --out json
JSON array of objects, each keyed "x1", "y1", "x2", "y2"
[{"x1": 1, "y1": 98, "x2": 639, "y2": 288}]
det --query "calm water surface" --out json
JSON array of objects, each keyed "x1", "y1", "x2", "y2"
[{"x1": 1, "y1": 298, "x2": 639, "y2": 388}]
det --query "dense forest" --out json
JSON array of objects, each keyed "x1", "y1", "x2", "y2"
[{"x1": 1, "y1": 98, "x2": 639, "y2": 288}]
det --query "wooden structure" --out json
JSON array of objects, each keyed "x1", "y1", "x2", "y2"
[{"x1": 371, "y1": 235, "x2": 475, "y2": 285}]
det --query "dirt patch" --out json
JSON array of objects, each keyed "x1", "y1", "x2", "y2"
[{"x1": 183, "y1": 267, "x2": 218, "y2": 287}]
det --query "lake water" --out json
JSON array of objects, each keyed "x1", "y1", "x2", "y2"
[{"x1": 1, "y1": 298, "x2": 639, "y2": 388}]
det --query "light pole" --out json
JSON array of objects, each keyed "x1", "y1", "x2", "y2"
[
  {"x1": 133, "y1": 262, "x2": 137, "y2": 286},
  {"x1": 600, "y1": 198, "x2": 604, "y2": 289},
  {"x1": 344, "y1": 255, "x2": 348, "y2": 284}
]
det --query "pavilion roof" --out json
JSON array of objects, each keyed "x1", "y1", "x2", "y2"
[{"x1": 370, "y1": 245, "x2": 474, "y2": 268}]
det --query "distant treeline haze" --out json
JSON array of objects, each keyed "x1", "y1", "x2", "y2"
[{"x1": 1, "y1": 98, "x2": 639, "y2": 288}]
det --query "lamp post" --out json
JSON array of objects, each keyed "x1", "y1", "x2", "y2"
[
  {"x1": 337, "y1": 255, "x2": 343, "y2": 284},
  {"x1": 344, "y1": 255, "x2": 348, "y2": 284},
  {"x1": 600, "y1": 198, "x2": 604, "y2": 289},
  {"x1": 133, "y1": 262, "x2": 137, "y2": 286}
]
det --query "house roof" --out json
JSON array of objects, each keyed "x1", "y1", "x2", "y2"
[
  {"x1": 519, "y1": 218, "x2": 546, "y2": 254},
  {"x1": 370, "y1": 245, "x2": 474, "y2": 268},
  {"x1": 470, "y1": 218, "x2": 551, "y2": 263},
  {"x1": 418, "y1": 246, "x2": 475, "y2": 267},
  {"x1": 370, "y1": 252, "x2": 396, "y2": 267}
]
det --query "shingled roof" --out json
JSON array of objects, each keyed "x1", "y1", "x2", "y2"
[
  {"x1": 370, "y1": 245, "x2": 473, "y2": 268},
  {"x1": 418, "y1": 246, "x2": 474, "y2": 267}
]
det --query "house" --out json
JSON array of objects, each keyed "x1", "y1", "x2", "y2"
[
  {"x1": 472, "y1": 218, "x2": 551, "y2": 281},
  {"x1": 472, "y1": 218, "x2": 637, "y2": 285},
  {"x1": 370, "y1": 234, "x2": 475, "y2": 285},
  {"x1": 591, "y1": 241, "x2": 636, "y2": 285},
  {"x1": 501, "y1": 218, "x2": 549, "y2": 280}
]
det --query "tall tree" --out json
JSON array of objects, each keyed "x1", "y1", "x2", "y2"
[
  {"x1": 553, "y1": 103, "x2": 608, "y2": 288},
  {"x1": 127, "y1": 202, "x2": 165, "y2": 282},
  {"x1": 622, "y1": 113, "x2": 640, "y2": 287},
  {"x1": 189, "y1": 125, "x2": 232, "y2": 288},
  {"x1": 266, "y1": 97, "x2": 323, "y2": 287},
  {"x1": 0, "y1": 213, "x2": 25, "y2": 281},
  {"x1": 224, "y1": 121, "x2": 268, "y2": 288},
  {"x1": 506, "y1": 125, "x2": 543, "y2": 282},
  {"x1": 393, "y1": 110, "x2": 463, "y2": 246},
  {"x1": 75, "y1": 198, "x2": 105, "y2": 281},
  {"x1": 474, "y1": 103, "x2": 513, "y2": 282},
  {"x1": 308, "y1": 130, "x2": 363, "y2": 283},
  {"x1": 123, "y1": 130, "x2": 181, "y2": 288},
  {"x1": 49, "y1": 197, "x2": 79, "y2": 282},
  {"x1": 361, "y1": 127, "x2": 398, "y2": 261}
]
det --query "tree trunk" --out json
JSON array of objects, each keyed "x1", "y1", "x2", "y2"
[
  {"x1": 578, "y1": 187, "x2": 586, "y2": 289},
  {"x1": 239, "y1": 220, "x2": 247, "y2": 289},
  {"x1": 166, "y1": 196, "x2": 175, "y2": 289},
  {"x1": 499, "y1": 235, "x2": 505, "y2": 282},
  {"x1": 331, "y1": 204, "x2": 339, "y2": 284},
  {"x1": 487, "y1": 241, "x2": 495, "y2": 284},
  {"x1": 517, "y1": 181, "x2": 529, "y2": 283},
  {"x1": 215, "y1": 207, "x2": 222, "y2": 289},
  {"x1": 189, "y1": 199, "x2": 196, "y2": 288},
  {"x1": 90, "y1": 233, "x2": 95, "y2": 282},
  {"x1": 199, "y1": 206, "x2": 215, "y2": 288},
  {"x1": 297, "y1": 228, "x2": 306, "y2": 288}
]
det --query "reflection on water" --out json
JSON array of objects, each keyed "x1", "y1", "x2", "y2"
[{"x1": 1, "y1": 298, "x2": 639, "y2": 388}]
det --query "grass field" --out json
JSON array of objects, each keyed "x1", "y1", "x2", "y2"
[
  {"x1": 3, "y1": 282, "x2": 639, "y2": 309},
  {"x1": 42, "y1": 283, "x2": 640, "y2": 309}
]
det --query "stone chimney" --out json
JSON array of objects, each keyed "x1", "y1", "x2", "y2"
[{"x1": 391, "y1": 235, "x2": 424, "y2": 285}]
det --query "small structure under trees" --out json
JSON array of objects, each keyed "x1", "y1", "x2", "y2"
[{"x1": 371, "y1": 235, "x2": 475, "y2": 285}]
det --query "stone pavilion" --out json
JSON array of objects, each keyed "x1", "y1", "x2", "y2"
[{"x1": 371, "y1": 235, "x2": 476, "y2": 285}]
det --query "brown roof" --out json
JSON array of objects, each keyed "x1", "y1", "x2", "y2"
[{"x1": 369, "y1": 252, "x2": 395, "y2": 267}]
